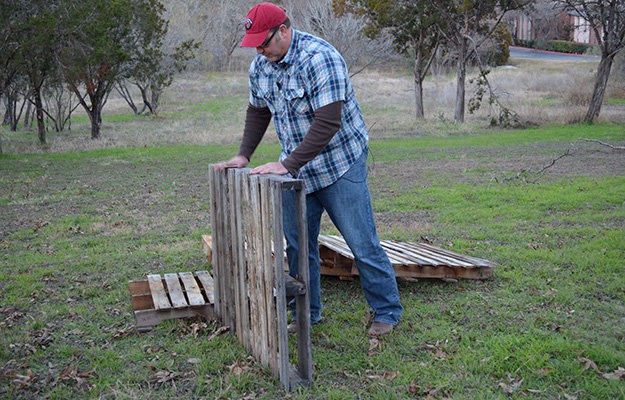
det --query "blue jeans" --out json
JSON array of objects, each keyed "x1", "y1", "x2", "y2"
[{"x1": 282, "y1": 150, "x2": 403, "y2": 325}]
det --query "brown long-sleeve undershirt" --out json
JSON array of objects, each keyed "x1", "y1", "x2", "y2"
[{"x1": 238, "y1": 101, "x2": 344, "y2": 177}]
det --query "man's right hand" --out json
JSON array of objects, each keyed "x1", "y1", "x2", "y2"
[{"x1": 213, "y1": 155, "x2": 250, "y2": 171}]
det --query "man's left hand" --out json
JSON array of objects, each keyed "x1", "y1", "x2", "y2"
[{"x1": 250, "y1": 162, "x2": 289, "y2": 175}]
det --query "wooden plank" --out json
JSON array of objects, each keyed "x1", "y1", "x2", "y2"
[
  {"x1": 222, "y1": 169, "x2": 236, "y2": 330},
  {"x1": 164, "y1": 273, "x2": 188, "y2": 308},
  {"x1": 208, "y1": 166, "x2": 222, "y2": 318},
  {"x1": 260, "y1": 176, "x2": 278, "y2": 376},
  {"x1": 128, "y1": 279, "x2": 153, "y2": 311},
  {"x1": 201, "y1": 235, "x2": 212, "y2": 260},
  {"x1": 384, "y1": 241, "x2": 474, "y2": 267},
  {"x1": 294, "y1": 182, "x2": 313, "y2": 386},
  {"x1": 195, "y1": 270, "x2": 215, "y2": 304},
  {"x1": 134, "y1": 305, "x2": 215, "y2": 332},
  {"x1": 227, "y1": 168, "x2": 242, "y2": 341},
  {"x1": 250, "y1": 174, "x2": 269, "y2": 366},
  {"x1": 241, "y1": 172, "x2": 257, "y2": 354},
  {"x1": 271, "y1": 181, "x2": 291, "y2": 389},
  {"x1": 147, "y1": 274, "x2": 172, "y2": 310},
  {"x1": 381, "y1": 241, "x2": 447, "y2": 266},
  {"x1": 179, "y1": 272, "x2": 205, "y2": 306},
  {"x1": 235, "y1": 169, "x2": 251, "y2": 350},
  {"x1": 417, "y1": 242, "x2": 492, "y2": 267}
]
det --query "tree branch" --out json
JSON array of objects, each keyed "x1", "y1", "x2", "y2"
[
  {"x1": 497, "y1": 137, "x2": 624, "y2": 183},
  {"x1": 577, "y1": 138, "x2": 625, "y2": 150}
]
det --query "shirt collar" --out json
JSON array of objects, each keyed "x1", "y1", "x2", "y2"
[{"x1": 278, "y1": 29, "x2": 299, "y2": 67}]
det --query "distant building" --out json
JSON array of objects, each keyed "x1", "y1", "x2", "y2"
[{"x1": 506, "y1": 2, "x2": 602, "y2": 45}]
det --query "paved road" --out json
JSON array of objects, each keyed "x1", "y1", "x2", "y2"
[{"x1": 510, "y1": 46, "x2": 600, "y2": 62}]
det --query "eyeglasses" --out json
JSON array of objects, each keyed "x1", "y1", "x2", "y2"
[{"x1": 258, "y1": 27, "x2": 279, "y2": 49}]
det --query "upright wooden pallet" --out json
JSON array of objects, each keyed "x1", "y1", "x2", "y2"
[{"x1": 208, "y1": 166, "x2": 312, "y2": 391}]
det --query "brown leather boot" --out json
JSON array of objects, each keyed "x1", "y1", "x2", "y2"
[{"x1": 368, "y1": 321, "x2": 394, "y2": 336}]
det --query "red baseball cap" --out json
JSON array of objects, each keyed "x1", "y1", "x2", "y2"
[{"x1": 240, "y1": 3, "x2": 287, "y2": 47}]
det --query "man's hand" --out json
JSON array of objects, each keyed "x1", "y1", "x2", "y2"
[
  {"x1": 213, "y1": 155, "x2": 249, "y2": 170},
  {"x1": 250, "y1": 162, "x2": 288, "y2": 175}
]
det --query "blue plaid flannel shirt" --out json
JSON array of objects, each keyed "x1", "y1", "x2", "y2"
[{"x1": 248, "y1": 30, "x2": 368, "y2": 193}]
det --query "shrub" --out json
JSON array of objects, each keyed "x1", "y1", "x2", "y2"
[{"x1": 546, "y1": 40, "x2": 591, "y2": 54}]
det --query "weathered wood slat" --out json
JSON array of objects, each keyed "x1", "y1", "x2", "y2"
[
  {"x1": 261, "y1": 176, "x2": 279, "y2": 376},
  {"x1": 147, "y1": 274, "x2": 171, "y2": 310},
  {"x1": 201, "y1": 235, "x2": 212, "y2": 261},
  {"x1": 208, "y1": 167, "x2": 223, "y2": 319},
  {"x1": 128, "y1": 280, "x2": 154, "y2": 311},
  {"x1": 384, "y1": 240, "x2": 475, "y2": 267},
  {"x1": 271, "y1": 181, "x2": 291, "y2": 388},
  {"x1": 250, "y1": 174, "x2": 269, "y2": 367},
  {"x1": 179, "y1": 272, "x2": 205, "y2": 306},
  {"x1": 164, "y1": 273, "x2": 188, "y2": 309},
  {"x1": 234, "y1": 169, "x2": 251, "y2": 351},
  {"x1": 195, "y1": 270, "x2": 215, "y2": 304}
]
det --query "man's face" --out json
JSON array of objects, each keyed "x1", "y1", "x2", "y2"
[{"x1": 256, "y1": 25, "x2": 288, "y2": 62}]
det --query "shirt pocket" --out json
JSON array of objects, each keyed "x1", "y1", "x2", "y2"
[
  {"x1": 253, "y1": 80, "x2": 276, "y2": 113},
  {"x1": 283, "y1": 85, "x2": 311, "y2": 116}
]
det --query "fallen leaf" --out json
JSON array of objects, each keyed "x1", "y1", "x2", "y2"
[
  {"x1": 208, "y1": 326, "x2": 229, "y2": 340},
  {"x1": 152, "y1": 370, "x2": 180, "y2": 383},
  {"x1": 499, "y1": 374, "x2": 523, "y2": 394},
  {"x1": 58, "y1": 358, "x2": 96, "y2": 388},
  {"x1": 112, "y1": 325, "x2": 136, "y2": 339},
  {"x1": 368, "y1": 336, "x2": 381, "y2": 356},
  {"x1": 435, "y1": 348, "x2": 450, "y2": 360},
  {"x1": 603, "y1": 366, "x2": 625, "y2": 380},
  {"x1": 383, "y1": 370, "x2": 401, "y2": 380},
  {"x1": 420, "y1": 341, "x2": 451, "y2": 360},
  {"x1": 578, "y1": 357, "x2": 601, "y2": 373},
  {"x1": 13, "y1": 369, "x2": 35, "y2": 388},
  {"x1": 365, "y1": 370, "x2": 400, "y2": 380},
  {"x1": 31, "y1": 329, "x2": 54, "y2": 349},
  {"x1": 187, "y1": 358, "x2": 202, "y2": 365},
  {"x1": 227, "y1": 360, "x2": 250, "y2": 376}
]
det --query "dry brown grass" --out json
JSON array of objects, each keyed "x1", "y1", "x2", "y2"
[{"x1": 2, "y1": 57, "x2": 624, "y2": 154}]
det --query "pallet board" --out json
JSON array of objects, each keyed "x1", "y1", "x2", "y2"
[
  {"x1": 319, "y1": 235, "x2": 494, "y2": 280},
  {"x1": 128, "y1": 270, "x2": 216, "y2": 332},
  {"x1": 202, "y1": 234, "x2": 494, "y2": 281},
  {"x1": 208, "y1": 167, "x2": 312, "y2": 391}
]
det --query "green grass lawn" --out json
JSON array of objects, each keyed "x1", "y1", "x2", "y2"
[{"x1": 1, "y1": 125, "x2": 624, "y2": 399}]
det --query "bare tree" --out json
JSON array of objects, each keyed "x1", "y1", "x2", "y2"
[
  {"x1": 285, "y1": 0, "x2": 395, "y2": 75},
  {"x1": 438, "y1": 0, "x2": 531, "y2": 123},
  {"x1": 556, "y1": 0, "x2": 625, "y2": 122},
  {"x1": 162, "y1": 0, "x2": 254, "y2": 71}
]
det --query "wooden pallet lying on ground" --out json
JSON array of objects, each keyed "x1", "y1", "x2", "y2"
[
  {"x1": 318, "y1": 235, "x2": 494, "y2": 280},
  {"x1": 128, "y1": 271, "x2": 216, "y2": 332},
  {"x1": 203, "y1": 234, "x2": 494, "y2": 281}
]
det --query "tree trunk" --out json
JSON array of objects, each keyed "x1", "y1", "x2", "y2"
[
  {"x1": 33, "y1": 86, "x2": 46, "y2": 144},
  {"x1": 2, "y1": 96, "x2": 14, "y2": 127},
  {"x1": 413, "y1": 52, "x2": 425, "y2": 120},
  {"x1": 454, "y1": 36, "x2": 468, "y2": 124},
  {"x1": 584, "y1": 54, "x2": 614, "y2": 123},
  {"x1": 88, "y1": 99, "x2": 103, "y2": 140},
  {"x1": 24, "y1": 101, "x2": 32, "y2": 128}
]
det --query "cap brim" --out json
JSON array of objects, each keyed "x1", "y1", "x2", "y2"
[{"x1": 240, "y1": 30, "x2": 269, "y2": 47}]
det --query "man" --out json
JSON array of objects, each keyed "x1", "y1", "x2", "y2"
[{"x1": 215, "y1": 2, "x2": 402, "y2": 336}]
